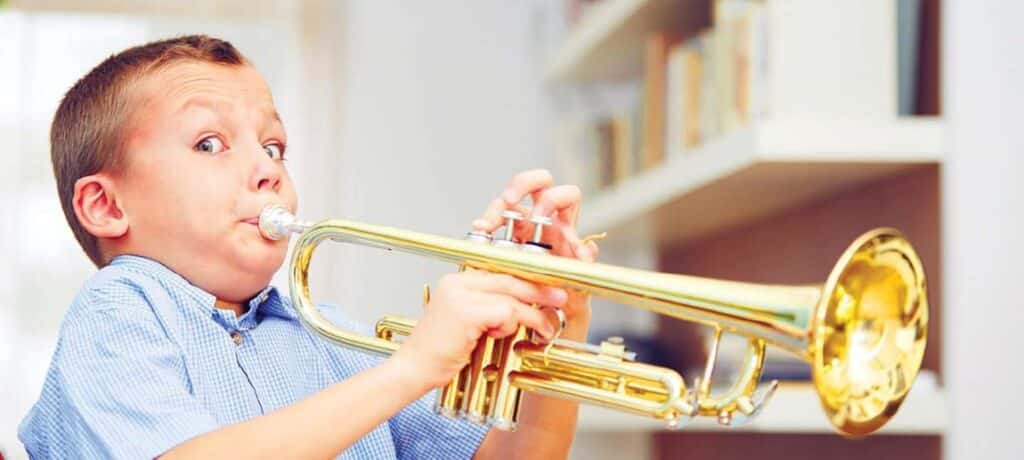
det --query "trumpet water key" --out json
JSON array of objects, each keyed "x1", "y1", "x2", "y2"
[{"x1": 258, "y1": 204, "x2": 928, "y2": 437}]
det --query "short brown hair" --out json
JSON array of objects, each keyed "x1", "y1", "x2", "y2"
[{"x1": 52, "y1": 35, "x2": 248, "y2": 267}]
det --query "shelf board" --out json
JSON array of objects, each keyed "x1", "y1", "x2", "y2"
[
  {"x1": 577, "y1": 117, "x2": 945, "y2": 249},
  {"x1": 545, "y1": 0, "x2": 705, "y2": 83},
  {"x1": 576, "y1": 374, "x2": 946, "y2": 435}
]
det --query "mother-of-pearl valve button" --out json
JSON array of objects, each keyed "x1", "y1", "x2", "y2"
[
  {"x1": 524, "y1": 214, "x2": 553, "y2": 254},
  {"x1": 493, "y1": 210, "x2": 524, "y2": 249}
]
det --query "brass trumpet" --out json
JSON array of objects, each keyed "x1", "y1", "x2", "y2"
[{"x1": 258, "y1": 205, "x2": 927, "y2": 437}]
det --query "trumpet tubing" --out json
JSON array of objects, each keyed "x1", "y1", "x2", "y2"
[{"x1": 259, "y1": 205, "x2": 927, "y2": 437}]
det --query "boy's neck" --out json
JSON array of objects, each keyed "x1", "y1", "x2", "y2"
[{"x1": 215, "y1": 298, "x2": 248, "y2": 317}]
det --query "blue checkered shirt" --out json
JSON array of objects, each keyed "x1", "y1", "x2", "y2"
[{"x1": 19, "y1": 255, "x2": 489, "y2": 459}]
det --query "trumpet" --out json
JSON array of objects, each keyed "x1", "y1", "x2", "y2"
[{"x1": 258, "y1": 205, "x2": 927, "y2": 437}]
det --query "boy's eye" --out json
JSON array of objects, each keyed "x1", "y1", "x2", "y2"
[
  {"x1": 264, "y1": 143, "x2": 285, "y2": 160},
  {"x1": 195, "y1": 136, "x2": 227, "y2": 154}
]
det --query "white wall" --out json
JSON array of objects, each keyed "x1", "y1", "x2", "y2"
[
  {"x1": 326, "y1": 2, "x2": 553, "y2": 323},
  {"x1": 942, "y1": 1, "x2": 1024, "y2": 459}
]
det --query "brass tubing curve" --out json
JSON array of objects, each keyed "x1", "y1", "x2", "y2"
[
  {"x1": 290, "y1": 222, "x2": 400, "y2": 357},
  {"x1": 516, "y1": 341, "x2": 692, "y2": 419},
  {"x1": 696, "y1": 336, "x2": 766, "y2": 418},
  {"x1": 375, "y1": 316, "x2": 416, "y2": 341}
]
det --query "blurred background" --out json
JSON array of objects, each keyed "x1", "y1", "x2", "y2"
[{"x1": 0, "y1": 1, "x2": 1020, "y2": 459}]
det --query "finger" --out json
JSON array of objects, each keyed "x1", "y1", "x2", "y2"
[
  {"x1": 474, "y1": 197, "x2": 509, "y2": 232},
  {"x1": 557, "y1": 223, "x2": 589, "y2": 260},
  {"x1": 462, "y1": 272, "x2": 568, "y2": 308},
  {"x1": 471, "y1": 294, "x2": 525, "y2": 337},
  {"x1": 487, "y1": 299, "x2": 524, "y2": 338},
  {"x1": 455, "y1": 292, "x2": 518, "y2": 339},
  {"x1": 501, "y1": 169, "x2": 554, "y2": 205},
  {"x1": 512, "y1": 302, "x2": 553, "y2": 337},
  {"x1": 577, "y1": 240, "x2": 599, "y2": 262},
  {"x1": 475, "y1": 296, "x2": 553, "y2": 339},
  {"x1": 532, "y1": 184, "x2": 582, "y2": 225},
  {"x1": 473, "y1": 201, "x2": 536, "y2": 234}
]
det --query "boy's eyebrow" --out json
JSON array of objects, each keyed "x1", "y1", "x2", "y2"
[
  {"x1": 177, "y1": 97, "x2": 282, "y2": 125},
  {"x1": 177, "y1": 97, "x2": 230, "y2": 116}
]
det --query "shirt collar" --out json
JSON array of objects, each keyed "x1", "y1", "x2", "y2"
[
  {"x1": 247, "y1": 285, "x2": 299, "y2": 322},
  {"x1": 108, "y1": 255, "x2": 298, "y2": 326}
]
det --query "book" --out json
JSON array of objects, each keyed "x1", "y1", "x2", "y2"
[
  {"x1": 696, "y1": 31, "x2": 720, "y2": 143},
  {"x1": 641, "y1": 32, "x2": 676, "y2": 170},
  {"x1": 611, "y1": 113, "x2": 634, "y2": 183},
  {"x1": 735, "y1": 1, "x2": 770, "y2": 124},
  {"x1": 897, "y1": 0, "x2": 923, "y2": 115},
  {"x1": 665, "y1": 43, "x2": 688, "y2": 157},
  {"x1": 714, "y1": 0, "x2": 745, "y2": 131},
  {"x1": 596, "y1": 119, "x2": 616, "y2": 189},
  {"x1": 682, "y1": 42, "x2": 703, "y2": 148}
]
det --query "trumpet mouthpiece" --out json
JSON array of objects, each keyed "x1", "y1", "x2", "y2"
[{"x1": 258, "y1": 204, "x2": 297, "y2": 241}]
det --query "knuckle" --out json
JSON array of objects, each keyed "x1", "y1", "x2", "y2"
[
  {"x1": 509, "y1": 173, "x2": 528, "y2": 188},
  {"x1": 498, "y1": 300, "x2": 516, "y2": 318},
  {"x1": 494, "y1": 273, "x2": 522, "y2": 292}
]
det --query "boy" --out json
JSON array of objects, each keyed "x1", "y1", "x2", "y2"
[{"x1": 19, "y1": 35, "x2": 599, "y2": 459}]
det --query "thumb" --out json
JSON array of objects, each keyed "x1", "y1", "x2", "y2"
[{"x1": 574, "y1": 240, "x2": 599, "y2": 262}]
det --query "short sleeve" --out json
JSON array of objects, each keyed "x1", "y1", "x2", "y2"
[
  {"x1": 18, "y1": 292, "x2": 219, "y2": 459},
  {"x1": 314, "y1": 304, "x2": 489, "y2": 459}
]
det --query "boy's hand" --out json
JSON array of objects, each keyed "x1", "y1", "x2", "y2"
[
  {"x1": 391, "y1": 270, "x2": 569, "y2": 389},
  {"x1": 390, "y1": 169, "x2": 598, "y2": 390},
  {"x1": 471, "y1": 169, "x2": 599, "y2": 342}
]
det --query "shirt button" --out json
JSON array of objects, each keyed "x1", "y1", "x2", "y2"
[{"x1": 230, "y1": 331, "x2": 244, "y2": 346}]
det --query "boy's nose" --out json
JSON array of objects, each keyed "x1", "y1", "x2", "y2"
[{"x1": 249, "y1": 150, "x2": 282, "y2": 193}]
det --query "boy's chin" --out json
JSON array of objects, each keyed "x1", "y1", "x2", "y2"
[
  {"x1": 219, "y1": 251, "x2": 287, "y2": 302},
  {"x1": 237, "y1": 246, "x2": 288, "y2": 275}
]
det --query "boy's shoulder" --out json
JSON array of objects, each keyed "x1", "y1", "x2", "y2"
[
  {"x1": 65, "y1": 258, "x2": 148, "y2": 315},
  {"x1": 68, "y1": 255, "x2": 180, "y2": 317}
]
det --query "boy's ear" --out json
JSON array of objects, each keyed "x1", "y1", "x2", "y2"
[{"x1": 72, "y1": 174, "x2": 128, "y2": 239}]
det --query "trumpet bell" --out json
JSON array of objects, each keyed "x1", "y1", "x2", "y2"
[{"x1": 814, "y1": 229, "x2": 928, "y2": 436}]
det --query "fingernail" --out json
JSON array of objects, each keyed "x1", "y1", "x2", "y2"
[
  {"x1": 542, "y1": 324, "x2": 556, "y2": 340},
  {"x1": 472, "y1": 219, "x2": 489, "y2": 230},
  {"x1": 550, "y1": 287, "x2": 568, "y2": 305},
  {"x1": 502, "y1": 189, "x2": 518, "y2": 203},
  {"x1": 532, "y1": 206, "x2": 547, "y2": 217}
]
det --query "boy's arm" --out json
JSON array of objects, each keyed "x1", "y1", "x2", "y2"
[
  {"x1": 165, "y1": 270, "x2": 566, "y2": 459},
  {"x1": 161, "y1": 355, "x2": 432, "y2": 459}
]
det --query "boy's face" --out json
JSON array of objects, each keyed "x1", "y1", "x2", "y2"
[{"x1": 116, "y1": 61, "x2": 297, "y2": 303}]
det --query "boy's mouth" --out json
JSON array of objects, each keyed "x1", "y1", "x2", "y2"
[{"x1": 242, "y1": 217, "x2": 260, "y2": 226}]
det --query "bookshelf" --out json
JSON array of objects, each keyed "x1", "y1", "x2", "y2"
[
  {"x1": 577, "y1": 117, "x2": 944, "y2": 247},
  {"x1": 547, "y1": 1, "x2": 945, "y2": 456},
  {"x1": 576, "y1": 372, "x2": 946, "y2": 435},
  {"x1": 545, "y1": 0, "x2": 705, "y2": 82}
]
